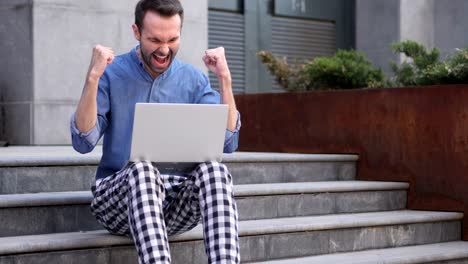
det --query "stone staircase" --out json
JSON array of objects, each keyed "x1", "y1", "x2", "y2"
[{"x1": 0, "y1": 147, "x2": 467, "y2": 263}]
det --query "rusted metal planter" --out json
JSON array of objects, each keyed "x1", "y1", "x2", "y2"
[{"x1": 235, "y1": 84, "x2": 468, "y2": 240}]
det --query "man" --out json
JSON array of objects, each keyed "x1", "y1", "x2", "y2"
[{"x1": 70, "y1": 0, "x2": 241, "y2": 263}]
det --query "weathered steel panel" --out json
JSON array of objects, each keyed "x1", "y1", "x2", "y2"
[{"x1": 235, "y1": 84, "x2": 468, "y2": 240}]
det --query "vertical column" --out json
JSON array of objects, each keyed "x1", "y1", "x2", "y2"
[
  {"x1": 355, "y1": 0, "x2": 401, "y2": 74},
  {"x1": 0, "y1": 0, "x2": 34, "y2": 144},
  {"x1": 433, "y1": 0, "x2": 468, "y2": 58},
  {"x1": 178, "y1": 0, "x2": 208, "y2": 74},
  {"x1": 244, "y1": 0, "x2": 273, "y2": 93},
  {"x1": 400, "y1": 0, "x2": 435, "y2": 48}
]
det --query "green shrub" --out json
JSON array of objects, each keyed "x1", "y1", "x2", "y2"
[
  {"x1": 391, "y1": 40, "x2": 468, "y2": 86},
  {"x1": 258, "y1": 50, "x2": 386, "y2": 91},
  {"x1": 259, "y1": 40, "x2": 468, "y2": 91}
]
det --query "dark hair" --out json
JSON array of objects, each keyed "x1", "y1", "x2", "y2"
[{"x1": 135, "y1": 0, "x2": 184, "y2": 31}]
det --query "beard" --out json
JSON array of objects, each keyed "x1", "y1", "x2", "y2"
[{"x1": 140, "y1": 44, "x2": 176, "y2": 76}]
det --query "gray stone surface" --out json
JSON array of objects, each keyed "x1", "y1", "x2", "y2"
[
  {"x1": 266, "y1": 231, "x2": 329, "y2": 260},
  {"x1": 13, "y1": 248, "x2": 110, "y2": 264},
  {"x1": 337, "y1": 162, "x2": 356, "y2": 180},
  {"x1": 32, "y1": 2, "x2": 137, "y2": 103},
  {"x1": 356, "y1": 0, "x2": 468, "y2": 76},
  {"x1": 0, "y1": 204, "x2": 100, "y2": 237},
  {"x1": 0, "y1": 103, "x2": 32, "y2": 145},
  {"x1": 400, "y1": 0, "x2": 435, "y2": 49},
  {"x1": 356, "y1": 49, "x2": 400, "y2": 76},
  {"x1": 108, "y1": 247, "x2": 138, "y2": 264},
  {"x1": 334, "y1": 190, "x2": 407, "y2": 213},
  {"x1": 33, "y1": 104, "x2": 78, "y2": 145},
  {"x1": 0, "y1": 183, "x2": 408, "y2": 236},
  {"x1": 240, "y1": 235, "x2": 267, "y2": 262},
  {"x1": 430, "y1": 260, "x2": 468, "y2": 264},
  {"x1": 237, "y1": 190, "x2": 407, "y2": 220},
  {"x1": 329, "y1": 226, "x2": 390, "y2": 253},
  {"x1": 249, "y1": 241, "x2": 468, "y2": 264},
  {"x1": 235, "y1": 181, "x2": 408, "y2": 196},
  {"x1": 0, "y1": 222, "x2": 462, "y2": 263},
  {"x1": 170, "y1": 240, "x2": 207, "y2": 264},
  {"x1": 0, "y1": 0, "x2": 209, "y2": 145},
  {"x1": 356, "y1": 0, "x2": 401, "y2": 74},
  {"x1": 0, "y1": 211, "x2": 462, "y2": 256},
  {"x1": 0, "y1": 166, "x2": 96, "y2": 194},
  {"x1": 434, "y1": 0, "x2": 468, "y2": 58},
  {"x1": 441, "y1": 220, "x2": 462, "y2": 242},
  {"x1": 241, "y1": 221, "x2": 461, "y2": 262},
  {"x1": 356, "y1": 0, "x2": 400, "y2": 51},
  {"x1": 2, "y1": 181, "x2": 406, "y2": 207},
  {"x1": 1, "y1": 241, "x2": 467, "y2": 264},
  {"x1": 0, "y1": 146, "x2": 101, "y2": 166},
  {"x1": 0, "y1": 191, "x2": 91, "y2": 208},
  {"x1": 0, "y1": 248, "x2": 115, "y2": 264},
  {"x1": 329, "y1": 221, "x2": 460, "y2": 254},
  {"x1": 0, "y1": 2, "x2": 33, "y2": 103},
  {"x1": 0, "y1": 146, "x2": 357, "y2": 166},
  {"x1": 178, "y1": 0, "x2": 208, "y2": 74},
  {"x1": 230, "y1": 161, "x2": 357, "y2": 184},
  {"x1": 0, "y1": 147, "x2": 358, "y2": 193}
]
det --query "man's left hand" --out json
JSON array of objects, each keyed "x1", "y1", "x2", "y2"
[{"x1": 203, "y1": 47, "x2": 231, "y2": 80}]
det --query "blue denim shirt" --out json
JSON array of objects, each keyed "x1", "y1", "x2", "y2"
[{"x1": 70, "y1": 46, "x2": 240, "y2": 180}]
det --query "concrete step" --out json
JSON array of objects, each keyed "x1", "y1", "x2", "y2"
[
  {"x1": 0, "y1": 210, "x2": 462, "y2": 263},
  {"x1": 0, "y1": 181, "x2": 408, "y2": 236},
  {"x1": 0, "y1": 146, "x2": 357, "y2": 194},
  {"x1": 248, "y1": 241, "x2": 468, "y2": 264}
]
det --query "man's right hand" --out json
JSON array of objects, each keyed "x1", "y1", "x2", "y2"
[{"x1": 87, "y1": 45, "x2": 115, "y2": 81}]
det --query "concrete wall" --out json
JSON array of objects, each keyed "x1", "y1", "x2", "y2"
[
  {"x1": 434, "y1": 0, "x2": 468, "y2": 57},
  {"x1": 355, "y1": 0, "x2": 401, "y2": 74},
  {"x1": 0, "y1": 0, "x2": 208, "y2": 145},
  {"x1": 400, "y1": 0, "x2": 434, "y2": 49},
  {"x1": 179, "y1": 0, "x2": 208, "y2": 74},
  {"x1": 356, "y1": 0, "x2": 468, "y2": 74},
  {"x1": 0, "y1": 1, "x2": 34, "y2": 145},
  {"x1": 32, "y1": 0, "x2": 139, "y2": 145}
]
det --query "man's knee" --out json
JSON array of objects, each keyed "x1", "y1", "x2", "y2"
[
  {"x1": 195, "y1": 161, "x2": 232, "y2": 185},
  {"x1": 128, "y1": 160, "x2": 161, "y2": 183}
]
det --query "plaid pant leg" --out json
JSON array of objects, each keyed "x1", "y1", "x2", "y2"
[
  {"x1": 164, "y1": 161, "x2": 240, "y2": 264},
  {"x1": 91, "y1": 161, "x2": 171, "y2": 264}
]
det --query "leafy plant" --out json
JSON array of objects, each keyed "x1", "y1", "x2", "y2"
[
  {"x1": 304, "y1": 50, "x2": 386, "y2": 90},
  {"x1": 257, "y1": 51, "x2": 309, "y2": 91},
  {"x1": 391, "y1": 40, "x2": 468, "y2": 86},
  {"x1": 259, "y1": 40, "x2": 468, "y2": 91},
  {"x1": 258, "y1": 50, "x2": 386, "y2": 91}
]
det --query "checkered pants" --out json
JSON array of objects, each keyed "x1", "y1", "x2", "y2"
[{"x1": 90, "y1": 161, "x2": 240, "y2": 264}]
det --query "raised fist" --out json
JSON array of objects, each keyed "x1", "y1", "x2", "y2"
[
  {"x1": 87, "y1": 45, "x2": 115, "y2": 80},
  {"x1": 203, "y1": 47, "x2": 231, "y2": 79}
]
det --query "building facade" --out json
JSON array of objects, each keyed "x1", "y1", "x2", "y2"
[{"x1": 1, "y1": 0, "x2": 467, "y2": 145}]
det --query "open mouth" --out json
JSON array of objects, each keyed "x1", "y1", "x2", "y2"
[{"x1": 152, "y1": 53, "x2": 169, "y2": 66}]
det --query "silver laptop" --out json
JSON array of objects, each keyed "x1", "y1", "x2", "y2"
[{"x1": 129, "y1": 103, "x2": 229, "y2": 174}]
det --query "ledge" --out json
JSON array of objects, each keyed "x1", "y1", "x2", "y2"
[
  {"x1": 0, "y1": 181, "x2": 407, "y2": 208},
  {"x1": 0, "y1": 146, "x2": 358, "y2": 167},
  {"x1": 250, "y1": 241, "x2": 468, "y2": 264},
  {"x1": 0, "y1": 210, "x2": 462, "y2": 255}
]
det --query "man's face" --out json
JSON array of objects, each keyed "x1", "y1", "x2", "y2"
[{"x1": 133, "y1": 11, "x2": 181, "y2": 78}]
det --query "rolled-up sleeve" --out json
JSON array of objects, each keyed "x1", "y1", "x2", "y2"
[
  {"x1": 70, "y1": 114, "x2": 102, "y2": 153},
  {"x1": 70, "y1": 74, "x2": 110, "y2": 154},
  {"x1": 223, "y1": 111, "x2": 241, "y2": 153},
  {"x1": 196, "y1": 73, "x2": 241, "y2": 153}
]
